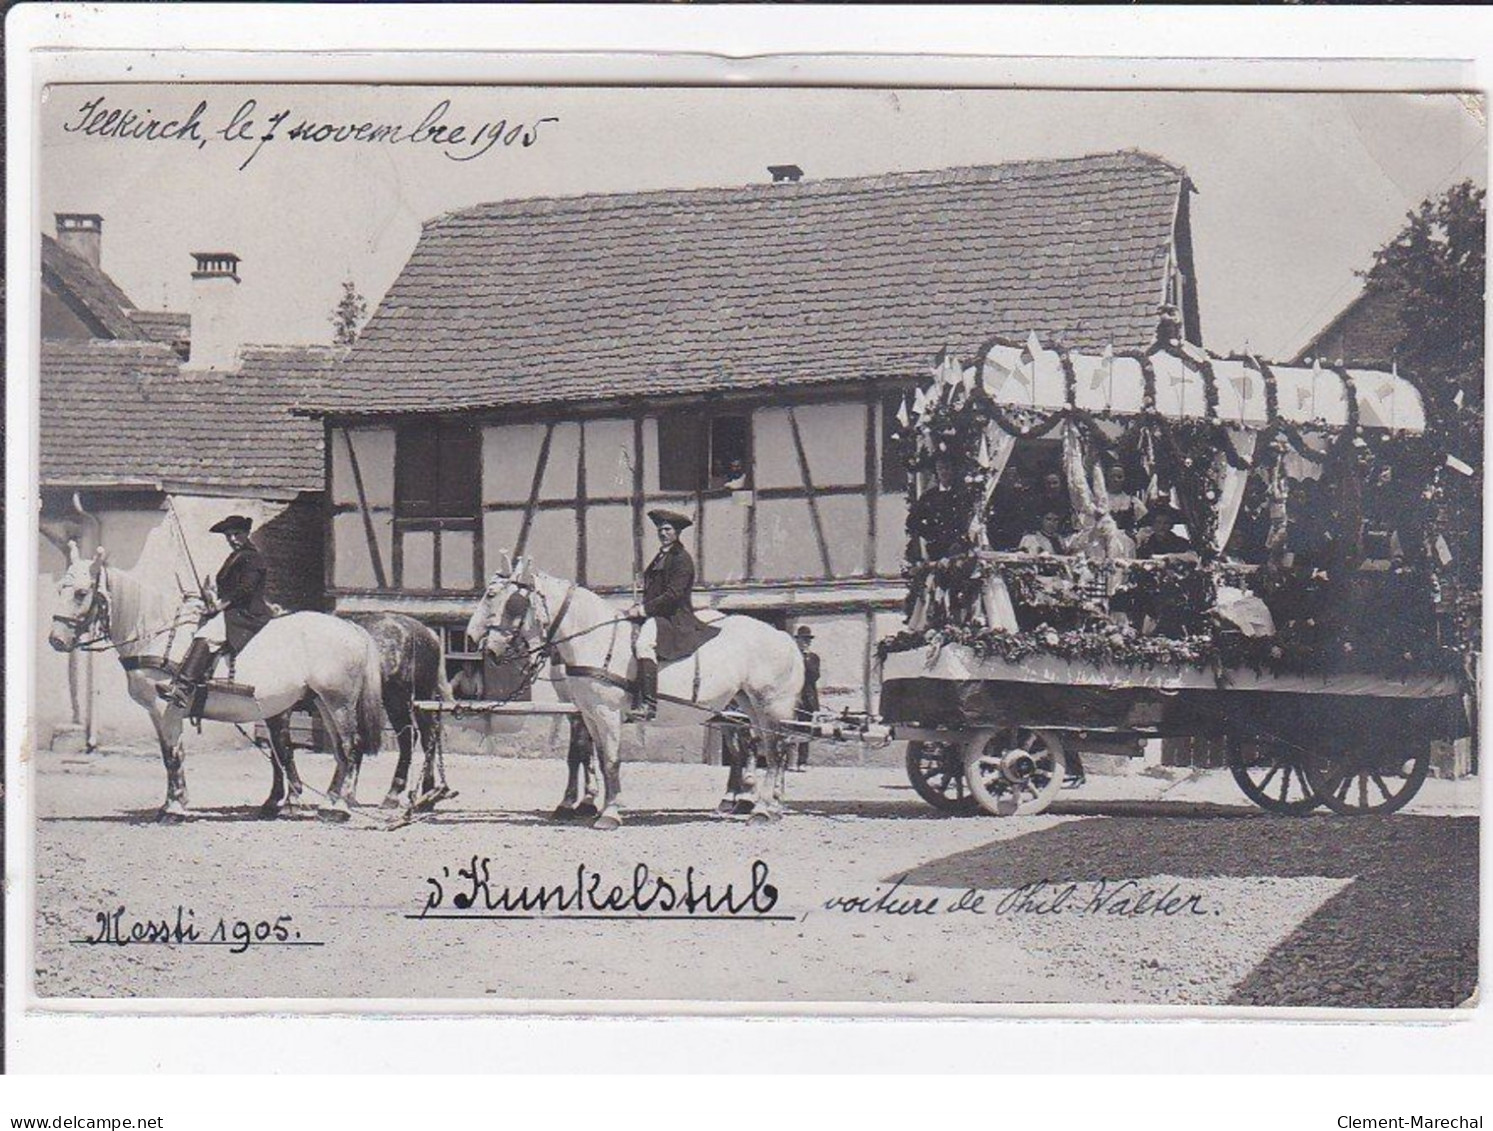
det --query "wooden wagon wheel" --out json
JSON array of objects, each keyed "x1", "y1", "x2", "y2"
[
  {"x1": 1303, "y1": 738, "x2": 1430, "y2": 816},
  {"x1": 905, "y1": 740, "x2": 978, "y2": 814},
  {"x1": 961, "y1": 727, "x2": 1067, "y2": 818},
  {"x1": 1227, "y1": 737, "x2": 1322, "y2": 815}
]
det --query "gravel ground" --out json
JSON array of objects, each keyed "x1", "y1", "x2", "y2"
[{"x1": 27, "y1": 741, "x2": 1479, "y2": 1009}]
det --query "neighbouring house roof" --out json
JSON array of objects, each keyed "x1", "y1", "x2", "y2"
[
  {"x1": 125, "y1": 309, "x2": 193, "y2": 350},
  {"x1": 41, "y1": 233, "x2": 142, "y2": 340},
  {"x1": 39, "y1": 341, "x2": 341, "y2": 497},
  {"x1": 305, "y1": 151, "x2": 1193, "y2": 417},
  {"x1": 1293, "y1": 281, "x2": 1408, "y2": 365}
]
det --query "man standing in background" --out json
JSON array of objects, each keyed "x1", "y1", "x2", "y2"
[{"x1": 792, "y1": 625, "x2": 821, "y2": 772}]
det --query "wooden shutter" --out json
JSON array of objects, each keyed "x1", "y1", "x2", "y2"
[
  {"x1": 657, "y1": 410, "x2": 706, "y2": 492},
  {"x1": 395, "y1": 424, "x2": 440, "y2": 517}
]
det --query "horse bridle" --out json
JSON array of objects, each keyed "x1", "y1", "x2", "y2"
[
  {"x1": 482, "y1": 576, "x2": 576, "y2": 663},
  {"x1": 52, "y1": 568, "x2": 111, "y2": 649}
]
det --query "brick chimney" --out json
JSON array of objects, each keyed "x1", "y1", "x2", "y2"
[
  {"x1": 55, "y1": 213, "x2": 103, "y2": 267},
  {"x1": 187, "y1": 252, "x2": 242, "y2": 371}
]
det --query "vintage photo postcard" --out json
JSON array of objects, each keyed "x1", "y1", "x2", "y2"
[{"x1": 17, "y1": 76, "x2": 1483, "y2": 1014}]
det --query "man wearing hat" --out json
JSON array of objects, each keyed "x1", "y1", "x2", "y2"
[
  {"x1": 160, "y1": 514, "x2": 275, "y2": 710},
  {"x1": 791, "y1": 625, "x2": 821, "y2": 772},
  {"x1": 624, "y1": 508, "x2": 720, "y2": 722},
  {"x1": 1136, "y1": 501, "x2": 1195, "y2": 558}
]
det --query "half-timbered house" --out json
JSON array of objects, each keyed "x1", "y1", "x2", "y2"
[{"x1": 303, "y1": 151, "x2": 1202, "y2": 714}]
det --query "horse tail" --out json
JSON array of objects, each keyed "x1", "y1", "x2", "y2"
[{"x1": 356, "y1": 637, "x2": 385, "y2": 758}]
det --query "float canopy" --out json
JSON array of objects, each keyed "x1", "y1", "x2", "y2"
[{"x1": 976, "y1": 339, "x2": 1426, "y2": 434}]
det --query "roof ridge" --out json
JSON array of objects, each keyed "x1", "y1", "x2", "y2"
[{"x1": 423, "y1": 150, "x2": 1186, "y2": 230}]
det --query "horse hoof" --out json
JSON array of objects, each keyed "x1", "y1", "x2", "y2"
[
  {"x1": 380, "y1": 794, "x2": 403, "y2": 811},
  {"x1": 716, "y1": 798, "x2": 737, "y2": 816},
  {"x1": 551, "y1": 806, "x2": 579, "y2": 821},
  {"x1": 258, "y1": 802, "x2": 282, "y2": 820},
  {"x1": 592, "y1": 813, "x2": 622, "y2": 832},
  {"x1": 747, "y1": 810, "x2": 773, "y2": 825},
  {"x1": 731, "y1": 799, "x2": 755, "y2": 817},
  {"x1": 316, "y1": 807, "x2": 352, "y2": 825},
  {"x1": 574, "y1": 801, "x2": 599, "y2": 819},
  {"x1": 156, "y1": 807, "x2": 189, "y2": 825}
]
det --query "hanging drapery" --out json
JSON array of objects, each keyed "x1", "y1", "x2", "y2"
[
  {"x1": 1211, "y1": 428, "x2": 1258, "y2": 554},
  {"x1": 969, "y1": 423, "x2": 1018, "y2": 549},
  {"x1": 975, "y1": 421, "x2": 1020, "y2": 631}
]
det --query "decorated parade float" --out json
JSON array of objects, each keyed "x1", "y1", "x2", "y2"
[{"x1": 877, "y1": 317, "x2": 1475, "y2": 818}]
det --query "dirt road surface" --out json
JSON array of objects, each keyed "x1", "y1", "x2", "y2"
[{"x1": 30, "y1": 742, "x2": 1478, "y2": 1009}]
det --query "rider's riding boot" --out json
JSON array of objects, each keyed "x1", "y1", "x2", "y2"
[
  {"x1": 158, "y1": 638, "x2": 217, "y2": 710},
  {"x1": 625, "y1": 659, "x2": 658, "y2": 723}
]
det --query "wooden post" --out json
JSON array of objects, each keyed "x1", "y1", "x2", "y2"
[
  {"x1": 787, "y1": 405, "x2": 835, "y2": 578},
  {"x1": 514, "y1": 422, "x2": 555, "y2": 558}
]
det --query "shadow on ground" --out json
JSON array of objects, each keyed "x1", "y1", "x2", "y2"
[{"x1": 898, "y1": 815, "x2": 1478, "y2": 1009}]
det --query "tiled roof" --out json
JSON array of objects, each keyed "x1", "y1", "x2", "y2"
[
  {"x1": 39, "y1": 341, "x2": 340, "y2": 496},
  {"x1": 306, "y1": 151, "x2": 1189, "y2": 416},
  {"x1": 126, "y1": 309, "x2": 192, "y2": 347},
  {"x1": 1293, "y1": 282, "x2": 1408, "y2": 364},
  {"x1": 40, "y1": 233, "x2": 141, "y2": 340}
]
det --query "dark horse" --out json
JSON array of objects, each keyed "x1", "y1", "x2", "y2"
[
  {"x1": 257, "y1": 612, "x2": 455, "y2": 814},
  {"x1": 348, "y1": 612, "x2": 456, "y2": 811}
]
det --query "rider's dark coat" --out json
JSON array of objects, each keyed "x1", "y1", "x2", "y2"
[
  {"x1": 215, "y1": 542, "x2": 274, "y2": 654},
  {"x1": 641, "y1": 541, "x2": 720, "y2": 662}
]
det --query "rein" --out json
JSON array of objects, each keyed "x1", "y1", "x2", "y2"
[
  {"x1": 55, "y1": 565, "x2": 200, "y2": 656},
  {"x1": 479, "y1": 579, "x2": 635, "y2": 706}
]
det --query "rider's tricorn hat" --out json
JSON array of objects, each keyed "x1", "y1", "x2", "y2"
[
  {"x1": 209, "y1": 514, "x2": 253, "y2": 535},
  {"x1": 647, "y1": 508, "x2": 693, "y2": 532}
]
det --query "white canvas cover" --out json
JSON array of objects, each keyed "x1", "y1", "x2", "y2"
[{"x1": 975, "y1": 343, "x2": 1425, "y2": 434}]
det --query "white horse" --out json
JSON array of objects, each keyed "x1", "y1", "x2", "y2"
[
  {"x1": 466, "y1": 555, "x2": 805, "y2": 830},
  {"x1": 48, "y1": 542, "x2": 384, "y2": 823}
]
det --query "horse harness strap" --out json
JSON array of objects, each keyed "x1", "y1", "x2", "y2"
[
  {"x1": 562, "y1": 662, "x2": 703, "y2": 709},
  {"x1": 119, "y1": 654, "x2": 177, "y2": 674}
]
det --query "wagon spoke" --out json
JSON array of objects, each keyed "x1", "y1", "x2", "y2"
[
  {"x1": 1371, "y1": 773, "x2": 1392, "y2": 800},
  {"x1": 1257, "y1": 763, "x2": 1281, "y2": 793}
]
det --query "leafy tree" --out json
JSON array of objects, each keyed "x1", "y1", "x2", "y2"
[
  {"x1": 1362, "y1": 179, "x2": 1485, "y2": 438},
  {"x1": 1362, "y1": 180, "x2": 1484, "y2": 652},
  {"x1": 329, "y1": 278, "x2": 369, "y2": 346}
]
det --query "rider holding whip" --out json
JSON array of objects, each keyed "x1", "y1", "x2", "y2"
[
  {"x1": 624, "y1": 508, "x2": 718, "y2": 722},
  {"x1": 160, "y1": 514, "x2": 274, "y2": 711}
]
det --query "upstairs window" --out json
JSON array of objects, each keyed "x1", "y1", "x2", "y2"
[
  {"x1": 395, "y1": 421, "x2": 480, "y2": 519},
  {"x1": 880, "y1": 390, "x2": 911, "y2": 493},
  {"x1": 656, "y1": 410, "x2": 751, "y2": 492}
]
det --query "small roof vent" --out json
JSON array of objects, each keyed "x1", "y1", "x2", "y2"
[{"x1": 767, "y1": 165, "x2": 804, "y2": 184}]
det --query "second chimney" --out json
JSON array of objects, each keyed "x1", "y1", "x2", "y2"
[
  {"x1": 187, "y1": 252, "x2": 242, "y2": 371},
  {"x1": 55, "y1": 213, "x2": 104, "y2": 267}
]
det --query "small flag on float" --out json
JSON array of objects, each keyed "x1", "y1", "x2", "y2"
[
  {"x1": 1446, "y1": 453, "x2": 1475, "y2": 477},
  {"x1": 1435, "y1": 535, "x2": 1454, "y2": 565},
  {"x1": 1091, "y1": 344, "x2": 1113, "y2": 393},
  {"x1": 896, "y1": 396, "x2": 911, "y2": 429}
]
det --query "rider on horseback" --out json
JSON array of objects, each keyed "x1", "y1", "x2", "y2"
[
  {"x1": 624, "y1": 508, "x2": 719, "y2": 722},
  {"x1": 161, "y1": 514, "x2": 275, "y2": 711}
]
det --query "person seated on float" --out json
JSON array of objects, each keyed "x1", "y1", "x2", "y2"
[
  {"x1": 1018, "y1": 510, "x2": 1068, "y2": 556},
  {"x1": 1135, "y1": 501, "x2": 1196, "y2": 559},
  {"x1": 1105, "y1": 464, "x2": 1144, "y2": 535},
  {"x1": 624, "y1": 508, "x2": 718, "y2": 723},
  {"x1": 160, "y1": 514, "x2": 274, "y2": 710},
  {"x1": 907, "y1": 451, "x2": 971, "y2": 563}
]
